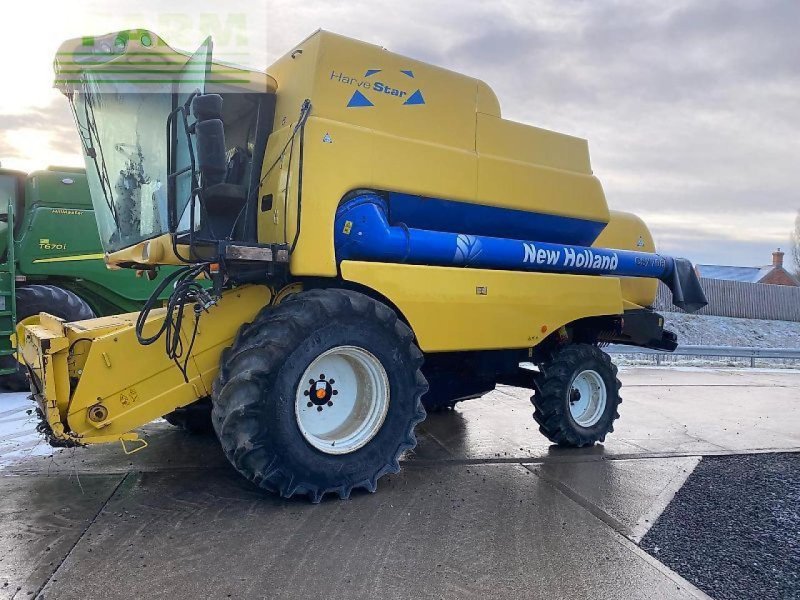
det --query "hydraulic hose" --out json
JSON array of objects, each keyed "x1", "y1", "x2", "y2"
[{"x1": 135, "y1": 263, "x2": 214, "y2": 381}]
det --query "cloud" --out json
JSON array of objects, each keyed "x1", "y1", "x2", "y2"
[
  {"x1": 1, "y1": 0, "x2": 798, "y2": 266},
  {"x1": 412, "y1": 0, "x2": 800, "y2": 266},
  {"x1": 0, "y1": 98, "x2": 81, "y2": 170}
]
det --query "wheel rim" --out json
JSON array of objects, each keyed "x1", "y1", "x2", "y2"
[
  {"x1": 569, "y1": 369, "x2": 607, "y2": 428},
  {"x1": 295, "y1": 346, "x2": 390, "y2": 455}
]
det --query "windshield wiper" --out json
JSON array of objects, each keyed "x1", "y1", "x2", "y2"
[{"x1": 68, "y1": 83, "x2": 121, "y2": 232}]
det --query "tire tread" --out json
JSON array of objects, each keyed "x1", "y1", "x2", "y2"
[
  {"x1": 531, "y1": 344, "x2": 622, "y2": 448},
  {"x1": 212, "y1": 288, "x2": 428, "y2": 502}
]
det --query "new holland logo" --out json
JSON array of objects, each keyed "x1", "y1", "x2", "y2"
[
  {"x1": 330, "y1": 69, "x2": 426, "y2": 108},
  {"x1": 522, "y1": 242, "x2": 620, "y2": 272}
]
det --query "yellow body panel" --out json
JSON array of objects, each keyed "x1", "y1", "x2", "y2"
[
  {"x1": 340, "y1": 261, "x2": 624, "y2": 352},
  {"x1": 104, "y1": 234, "x2": 182, "y2": 267},
  {"x1": 476, "y1": 114, "x2": 592, "y2": 174},
  {"x1": 258, "y1": 31, "x2": 612, "y2": 277},
  {"x1": 21, "y1": 285, "x2": 271, "y2": 445},
  {"x1": 11, "y1": 315, "x2": 38, "y2": 351},
  {"x1": 594, "y1": 211, "x2": 659, "y2": 308}
]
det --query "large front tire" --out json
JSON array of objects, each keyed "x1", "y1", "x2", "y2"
[
  {"x1": 531, "y1": 344, "x2": 621, "y2": 447},
  {"x1": 1, "y1": 285, "x2": 95, "y2": 392},
  {"x1": 212, "y1": 289, "x2": 428, "y2": 502}
]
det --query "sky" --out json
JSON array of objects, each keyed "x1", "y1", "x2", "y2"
[{"x1": 1, "y1": 0, "x2": 798, "y2": 268}]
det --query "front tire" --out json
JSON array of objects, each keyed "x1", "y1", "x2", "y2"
[
  {"x1": 212, "y1": 289, "x2": 428, "y2": 502},
  {"x1": 1, "y1": 285, "x2": 95, "y2": 392},
  {"x1": 531, "y1": 344, "x2": 621, "y2": 447}
]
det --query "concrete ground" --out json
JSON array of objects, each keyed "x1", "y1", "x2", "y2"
[{"x1": 1, "y1": 367, "x2": 798, "y2": 600}]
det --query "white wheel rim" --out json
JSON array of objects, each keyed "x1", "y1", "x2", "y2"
[
  {"x1": 569, "y1": 370, "x2": 607, "y2": 428},
  {"x1": 295, "y1": 346, "x2": 390, "y2": 455}
]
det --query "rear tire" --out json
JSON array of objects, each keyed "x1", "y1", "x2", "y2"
[
  {"x1": 212, "y1": 289, "x2": 428, "y2": 502},
  {"x1": 531, "y1": 344, "x2": 621, "y2": 447},
  {"x1": 0, "y1": 285, "x2": 95, "y2": 392}
]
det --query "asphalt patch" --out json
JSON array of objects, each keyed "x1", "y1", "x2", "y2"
[{"x1": 641, "y1": 453, "x2": 799, "y2": 600}]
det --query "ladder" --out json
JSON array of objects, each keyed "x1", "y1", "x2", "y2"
[{"x1": 0, "y1": 200, "x2": 17, "y2": 375}]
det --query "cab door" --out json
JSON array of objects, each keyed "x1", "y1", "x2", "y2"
[{"x1": 169, "y1": 38, "x2": 214, "y2": 235}]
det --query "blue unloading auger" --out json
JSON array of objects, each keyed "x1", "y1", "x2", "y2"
[{"x1": 335, "y1": 194, "x2": 707, "y2": 313}]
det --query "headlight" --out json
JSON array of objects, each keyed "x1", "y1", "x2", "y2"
[{"x1": 72, "y1": 32, "x2": 129, "y2": 64}]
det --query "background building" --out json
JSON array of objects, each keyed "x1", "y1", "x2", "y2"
[{"x1": 695, "y1": 250, "x2": 799, "y2": 287}]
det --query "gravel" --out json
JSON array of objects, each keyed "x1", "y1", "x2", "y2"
[{"x1": 640, "y1": 453, "x2": 800, "y2": 600}]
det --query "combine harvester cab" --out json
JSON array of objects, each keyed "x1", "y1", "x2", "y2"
[{"x1": 21, "y1": 29, "x2": 706, "y2": 501}]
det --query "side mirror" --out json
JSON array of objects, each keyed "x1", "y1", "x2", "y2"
[
  {"x1": 166, "y1": 92, "x2": 227, "y2": 236},
  {"x1": 192, "y1": 95, "x2": 227, "y2": 187},
  {"x1": 192, "y1": 93, "x2": 223, "y2": 121},
  {"x1": 195, "y1": 119, "x2": 227, "y2": 187}
]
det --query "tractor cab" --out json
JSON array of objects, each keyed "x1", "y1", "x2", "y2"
[
  {"x1": 56, "y1": 30, "x2": 281, "y2": 272},
  {"x1": 0, "y1": 169, "x2": 26, "y2": 240}
]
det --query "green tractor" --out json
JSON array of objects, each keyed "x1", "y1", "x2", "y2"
[{"x1": 0, "y1": 166, "x2": 178, "y2": 392}]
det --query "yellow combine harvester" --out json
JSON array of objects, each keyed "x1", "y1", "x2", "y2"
[{"x1": 21, "y1": 29, "x2": 705, "y2": 501}]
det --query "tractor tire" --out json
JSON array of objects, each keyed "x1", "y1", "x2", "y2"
[
  {"x1": 212, "y1": 289, "x2": 428, "y2": 503},
  {"x1": 163, "y1": 398, "x2": 214, "y2": 434},
  {"x1": 531, "y1": 344, "x2": 621, "y2": 447},
  {"x1": 0, "y1": 285, "x2": 95, "y2": 392}
]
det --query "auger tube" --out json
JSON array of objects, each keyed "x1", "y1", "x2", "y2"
[{"x1": 335, "y1": 194, "x2": 707, "y2": 312}]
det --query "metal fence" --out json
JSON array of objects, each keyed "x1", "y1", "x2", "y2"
[
  {"x1": 607, "y1": 344, "x2": 800, "y2": 367},
  {"x1": 654, "y1": 278, "x2": 800, "y2": 322}
]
